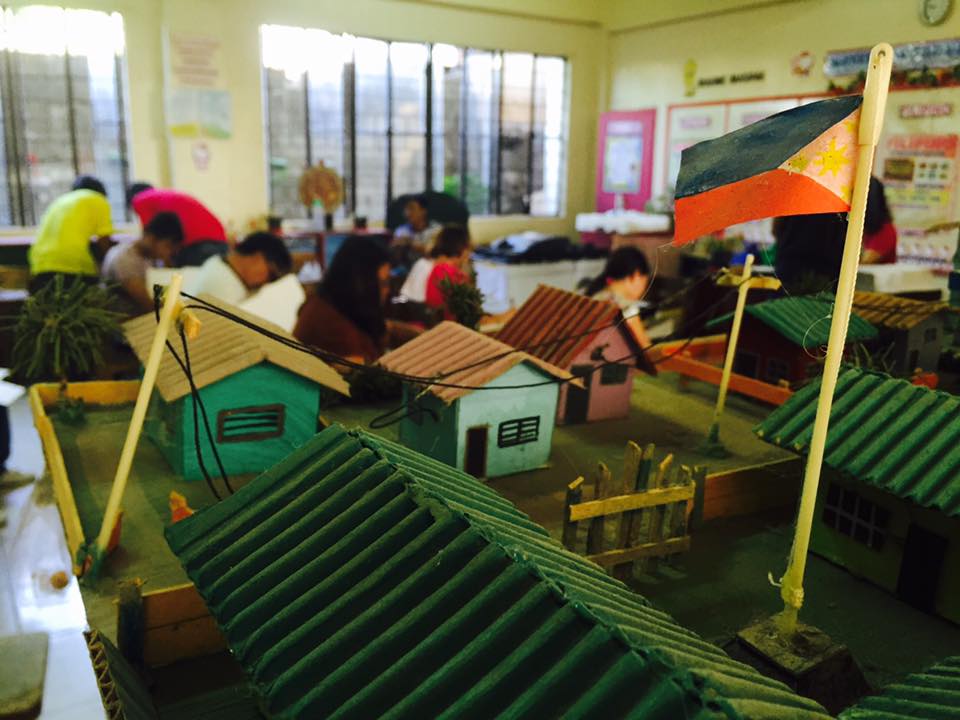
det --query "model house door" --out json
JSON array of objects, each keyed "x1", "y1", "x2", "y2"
[
  {"x1": 465, "y1": 426, "x2": 488, "y2": 478},
  {"x1": 896, "y1": 523, "x2": 948, "y2": 612},
  {"x1": 565, "y1": 365, "x2": 592, "y2": 424}
]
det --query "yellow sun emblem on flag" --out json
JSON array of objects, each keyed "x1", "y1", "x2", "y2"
[
  {"x1": 815, "y1": 138, "x2": 851, "y2": 177},
  {"x1": 785, "y1": 152, "x2": 810, "y2": 173}
]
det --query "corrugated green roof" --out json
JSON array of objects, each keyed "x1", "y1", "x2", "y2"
[
  {"x1": 166, "y1": 424, "x2": 829, "y2": 720},
  {"x1": 707, "y1": 296, "x2": 877, "y2": 348},
  {"x1": 755, "y1": 367, "x2": 960, "y2": 518},
  {"x1": 840, "y1": 656, "x2": 960, "y2": 719}
]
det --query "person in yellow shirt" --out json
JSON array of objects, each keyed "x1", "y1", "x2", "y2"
[{"x1": 28, "y1": 175, "x2": 114, "y2": 293}]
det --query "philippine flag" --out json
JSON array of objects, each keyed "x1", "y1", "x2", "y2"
[{"x1": 673, "y1": 95, "x2": 861, "y2": 245}]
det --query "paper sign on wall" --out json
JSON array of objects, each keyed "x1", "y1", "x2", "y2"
[{"x1": 166, "y1": 33, "x2": 232, "y2": 139}]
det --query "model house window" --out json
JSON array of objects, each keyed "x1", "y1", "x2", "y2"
[
  {"x1": 0, "y1": 6, "x2": 129, "y2": 226},
  {"x1": 733, "y1": 352, "x2": 759, "y2": 378},
  {"x1": 764, "y1": 358, "x2": 790, "y2": 384},
  {"x1": 822, "y1": 482, "x2": 889, "y2": 551},
  {"x1": 497, "y1": 416, "x2": 540, "y2": 448},
  {"x1": 924, "y1": 327, "x2": 938, "y2": 344},
  {"x1": 217, "y1": 404, "x2": 286, "y2": 443},
  {"x1": 261, "y1": 24, "x2": 568, "y2": 221},
  {"x1": 600, "y1": 363, "x2": 630, "y2": 385}
]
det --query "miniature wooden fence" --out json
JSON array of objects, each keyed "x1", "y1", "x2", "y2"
[{"x1": 562, "y1": 441, "x2": 705, "y2": 580}]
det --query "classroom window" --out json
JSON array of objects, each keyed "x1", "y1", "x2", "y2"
[
  {"x1": 217, "y1": 404, "x2": 286, "y2": 443},
  {"x1": 822, "y1": 482, "x2": 888, "y2": 551},
  {"x1": 261, "y1": 25, "x2": 568, "y2": 221},
  {"x1": 600, "y1": 363, "x2": 630, "y2": 385},
  {"x1": 0, "y1": 6, "x2": 129, "y2": 226},
  {"x1": 924, "y1": 327, "x2": 938, "y2": 344},
  {"x1": 497, "y1": 416, "x2": 540, "y2": 448}
]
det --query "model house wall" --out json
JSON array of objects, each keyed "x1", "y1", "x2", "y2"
[
  {"x1": 556, "y1": 325, "x2": 636, "y2": 424},
  {"x1": 811, "y1": 472, "x2": 960, "y2": 625}
]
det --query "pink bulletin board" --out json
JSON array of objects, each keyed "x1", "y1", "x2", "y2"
[{"x1": 596, "y1": 109, "x2": 656, "y2": 211}]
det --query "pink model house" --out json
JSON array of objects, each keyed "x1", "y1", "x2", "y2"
[{"x1": 497, "y1": 285, "x2": 654, "y2": 424}]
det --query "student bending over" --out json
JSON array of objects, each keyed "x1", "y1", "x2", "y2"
[
  {"x1": 101, "y1": 212, "x2": 184, "y2": 314},
  {"x1": 187, "y1": 232, "x2": 292, "y2": 304}
]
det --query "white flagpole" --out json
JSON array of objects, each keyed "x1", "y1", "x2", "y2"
[{"x1": 776, "y1": 43, "x2": 893, "y2": 635}]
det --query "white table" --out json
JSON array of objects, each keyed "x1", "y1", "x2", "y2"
[{"x1": 475, "y1": 258, "x2": 606, "y2": 314}]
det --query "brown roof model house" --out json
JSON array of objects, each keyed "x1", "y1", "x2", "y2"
[
  {"x1": 852, "y1": 291, "x2": 957, "y2": 374},
  {"x1": 124, "y1": 294, "x2": 349, "y2": 481},
  {"x1": 497, "y1": 284, "x2": 653, "y2": 424},
  {"x1": 378, "y1": 321, "x2": 573, "y2": 478}
]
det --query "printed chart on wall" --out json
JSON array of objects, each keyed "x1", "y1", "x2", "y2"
[
  {"x1": 166, "y1": 33, "x2": 233, "y2": 140},
  {"x1": 595, "y1": 110, "x2": 656, "y2": 211},
  {"x1": 879, "y1": 133, "x2": 958, "y2": 264}
]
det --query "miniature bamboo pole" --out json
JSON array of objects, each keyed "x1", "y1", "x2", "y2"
[
  {"x1": 93, "y1": 274, "x2": 184, "y2": 562},
  {"x1": 708, "y1": 254, "x2": 754, "y2": 439},
  {"x1": 776, "y1": 43, "x2": 892, "y2": 635}
]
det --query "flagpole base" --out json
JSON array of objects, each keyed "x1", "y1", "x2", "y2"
[
  {"x1": 723, "y1": 615, "x2": 871, "y2": 715},
  {"x1": 699, "y1": 422, "x2": 730, "y2": 458}
]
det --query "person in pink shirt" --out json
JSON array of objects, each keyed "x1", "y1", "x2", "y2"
[{"x1": 127, "y1": 182, "x2": 228, "y2": 266}]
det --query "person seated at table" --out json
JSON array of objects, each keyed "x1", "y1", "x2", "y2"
[
  {"x1": 101, "y1": 212, "x2": 184, "y2": 314},
  {"x1": 390, "y1": 194, "x2": 441, "y2": 271},
  {"x1": 127, "y1": 182, "x2": 228, "y2": 267},
  {"x1": 861, "y1": 176, "x2": 897, "y2": 265},
  {"x1": 187, "y1": 232, "x2": 292, "y2": 304},
  {"x1": 424, "y1": 225, "x2": 473, "y2": 318},
  {"x1": 585, "y1": 246, "x2": 652, "y2": 348},
  {"x1": 28, "y1": 175, "x2": 114, "y2": 293},
  {"x1": 294, "y1": 236, "x2": 420, "y2": 364}
]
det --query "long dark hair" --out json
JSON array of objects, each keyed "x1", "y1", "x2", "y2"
[
  {"x1": 318, "y1": 236, "x2": 390, "y2": 341},
  {"x1": 430, "y1": 224, "x2": 470, "y2": 258},
  {"x1": 865, "y1": 176, "x2": 892, "y2": 236},
  {"x1": 585, "y1": 246, "x2": 650, "y2": 296}
]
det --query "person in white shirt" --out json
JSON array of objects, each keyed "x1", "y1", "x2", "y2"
[
  {"x1": 101, "y1": 212, "x2": 183, "y2": 314},
  {"x1": 186, "y1": 232, "x2": 292, "y2": 304}
]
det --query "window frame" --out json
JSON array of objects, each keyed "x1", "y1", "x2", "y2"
[
  {"x1": 261, "y1": 25, "x2": 568, "y2": 221},
  {"x1": 0, "y1": 6, "x2": 131, "y2": 226},
  {"x1": 216, "y1": 403, "x2": 287, "y2": 444},
  {"x1": 599, "y1": 363, "x2": 630, "y2": 386},
  {"x1": 821, "y1": 482, "x2": 889, "y2": 551},
  {"x1": 497, "y1": 415, "x2": 540, "y2": 448}
]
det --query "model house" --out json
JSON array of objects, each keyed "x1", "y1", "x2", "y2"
[
  {"x1": 852, "y1": 291, "x2": 956, "y2": 373},
  {"x1": 377, "y1": 321, "x2": 573, "y2": 478},
  {"x1": 496, "y1": 284, "x2": 654, "y2": 424},
  {"x1": 164, "y1": 423, "x2": 830, "y2": 719},
  {"x1": 757, "y1": 367, "x2": 960, "y2": 623},
  {"x1": 708, "y1": 295, "x2": 877, "y2": 387},
  {"x1": 123, "y1": 295, "x2": 350, "y2": 481}
]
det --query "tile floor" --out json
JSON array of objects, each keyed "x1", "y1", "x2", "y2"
[{"x1": 2, "y1": 395, "x2": 105, "y2": 719}]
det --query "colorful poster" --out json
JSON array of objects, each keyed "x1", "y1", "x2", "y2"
[
  {"x1": 824, "y1": 38, "x2": 960, "y2": 77},
  {"x1": 878, "y1": 134, "x2": 958, "y2": 265},
  {"x1": 595, "y1": 110, "x2": 656, "y2": 211}
]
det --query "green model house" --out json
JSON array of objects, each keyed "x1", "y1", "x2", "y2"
[
  {"x1": 377, "y1": 321, "x2": 574, "y2": 478},
  {"x1": 124, "y1": 295, "x2": 350, "y2": 481},
  {"x1": 757, "y1": 367, "x2": 960, "y2": 624},
  {"x1": 165, "y1": 424, "x2": 830, "y2": 719}
]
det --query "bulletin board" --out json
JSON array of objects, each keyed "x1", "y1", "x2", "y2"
[{"x1": 665, "y1": 86, "x2": 960, "y2": 264}]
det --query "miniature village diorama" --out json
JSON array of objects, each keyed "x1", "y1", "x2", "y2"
[{"x1": 12, "y1": 40, "x2": 960, "y2": 720}]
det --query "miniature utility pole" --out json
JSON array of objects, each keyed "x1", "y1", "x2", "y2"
[
  {"x1": 84, "y1": 275, "x2": 186, "y2": 579},
  {"x1": 703, "y1": 253, "x2": 780, "y2": 455},
  {"x1": 776, "y1": 43, "x2": 893, "y2": 634}
]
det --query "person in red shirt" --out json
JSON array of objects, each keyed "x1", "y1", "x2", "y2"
[
  {"x1": 862, "y1": 176, "x2": 897, "y2": 265},
  {"x1": 424, "y1": 225, "x2": 472, "y2": 318},
  {"x1": 127, "y1": 183, "x2": 228, "y2": 266}
]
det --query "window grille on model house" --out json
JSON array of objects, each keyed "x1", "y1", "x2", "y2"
[
  {"x1": 822, "y1": 483, "x2": 889, "y2": 551},
  {"x1": 497, "y1": 416, "x2": 540, "y2": 448},
  {"x1": 217, "y1": 405, "x2": 286, "y2": 443}
]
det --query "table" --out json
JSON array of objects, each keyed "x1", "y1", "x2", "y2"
[{"x1": 474, "y1": 258, "x2": 606, "y2": 314}]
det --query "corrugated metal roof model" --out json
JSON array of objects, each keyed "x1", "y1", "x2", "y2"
[
  {"x1": 377, "y1": 320, "x2": 575, "y2": 404},
  {"x1": 852, "y1": 291, "x2": 957, "y2": 332},
  {"x1": 840, "y1": 655, "x2": 960, "y2": 719},
  {"x1": 124, "y1": 294, "x2": 350, "y2": 402},
  {"x1": 166, "y1": 424, "x2": 830, "y2": 720},
  {"x1": 756, "y1": 367, "x2": 960, "y2": 518},
  {"x1": 496, "y1": 284, "x2": 654, "y2": 373},
  {"x1": 708, "y1": 296, "x2": 877, "y2": 348}
]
